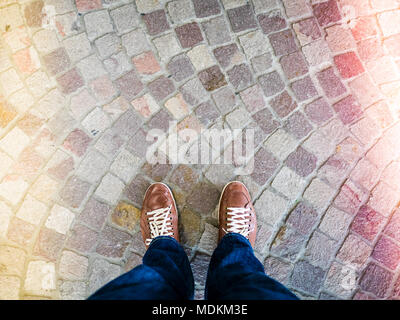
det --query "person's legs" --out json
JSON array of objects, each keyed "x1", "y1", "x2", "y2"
[
  {"x1": 207, "y1": 181, "x2": 298, "y2": 300},
  {"x1": 89, "y1": 182, "x2": 194, "y2": 300},
  {"x1": 88, "y1": 236, "x2": 194, "y2": 300},
  {"x1": 205, "y1": 233, "x2": 298, "y2": 300}
]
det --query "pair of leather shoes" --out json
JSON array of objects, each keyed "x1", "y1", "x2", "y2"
[{"x1": 140, "y1": 181, "x2": 257, "y2": 248}]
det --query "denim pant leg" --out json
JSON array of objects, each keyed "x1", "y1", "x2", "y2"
[
  {"x1": 88, "y1": 236, "x2": 194, "y2": 300},
  {"x1": 205, "y1": 233, "x2": 298, "y2": 300}
]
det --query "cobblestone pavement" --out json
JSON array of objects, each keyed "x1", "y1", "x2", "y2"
[{"x1": 1, "y1": 0, "x2": 400, "y2": 300}]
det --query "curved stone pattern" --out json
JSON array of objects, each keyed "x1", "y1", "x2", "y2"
[{"x1": 0, "y1": 0, "x2": 400, "y2": 300}]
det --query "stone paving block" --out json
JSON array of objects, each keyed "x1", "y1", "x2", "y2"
[
  {"x1": 84, "y1": 10, "x2": 114, "y2": 41},
  {"x1": 7, "y1": 217, "x2": 35, "y2": 246},
  {"x1": 319, "y1": 206, "x2": 353, "y2": 241},
  {"x1": 132, "y1": 51, "x2": 160, "y2": 75},
  {"x1": 110, "y1": 4, "x2": 139, "y2": 34},
  {"x1": 227, "y1": 64, "x2": 253, "y2": 91},
  {"x1": 302, "y1": 38, "x2": 331, "y2": 66},
  {"x1": 199, "y1": 65, "x2": 227, "y2": 91},
  {"x1": 283, "y1": 111, "x2": 313, "y2": 139},
  {"x1": 357, "y1": 38, "x2": 384, "y2": 62},
  {"x1": 227, "y1": 4, "x2": 257, "y2": 33},
  {"x1": 59, "y1": 250, "x2": 88, "y2": 280},
  {"x1": 285, "y1": 146, "x2": 317, "y2": 177},
  {"x1": 269, "y1": 29, "x2": 298, "y2": 56},
  {"x1": 258, "y1": 71, "x2": 285, "y2": 97},
  {"x1": 280, "y1": 51, "x2": 308, "y2": 80},
  {"x1": 272, "y1": 166, "x2": 306, "y2": 199},
  {"x1": 317, "y1": 67, "x2": 346, "y2": 99},
  {"x1": 304, "y1": 178, "x2": 336, "y2": 211},
  {"x1": 79, "y1": 198, "x2": 110, "y2": 230},
  {"x1": 95, "y1": 173, "x2": 125, "y2": 205},
  {"x1": 187, "y1": 44, "x2": 214, "y2": 71},
  {"x1": 148, "y1": 75, "x2": 175, "y2": 101},
  {"x1": 152, "y1": 33, "x2": 181, "y2": 61},
  {"x1": 325, "y1": 25, "x2": 356, "y2": 53},
  {"x1": 359, "y1": 262, "x2": 393, "y2": 298},
  {"x1": 24, "y1": 261, "x2": 56, "y2": 296},
  {"x1": 167, "y1": 54, "x2": 195, "y2": 82},
  {"x1": 366, "y1": 56, "x2": 400, "y2": 85},
  {"x1": 63, "y1": 129, "x2": 91, "y2": 157},
  {"x1": 291, "y1": 76, "x2": 318, "y2": 102},
  {"x1": 0, "y1": 246, "x2": 25, "y2": 276},
  {"x1": 110, "y1": 149, "x2": 141, "y2": 184},
  {"x1": 333, "y1": 95, "x2": 362, "y2": 125},
  {"x1": 337, "y1": 233, "x2": 371, "y2": 269},
  {"x1": 167, "y1": 0, "x2": 195, "y2": 23},
  {"x1": 96, "y1": 224, "x2": 131, "y2": 258},
  {"x1": 255, "y1": 188, "x2": 289, "y2": 225},
  {"x1": 348, "y1": 73, "x2": 381, "y2": 109},
  {"x1": 304, "y1": 97, "x2": 333, "y2": 125},
  {"x1": 271, "y1": 225, "x2": 307, "y2": 261},
  {"x1": 334, "y1": 178, "x2": 367, "y2": 215},
  {"x1": 264, "y1": 128, "x2": 298, "y2": 161},
  {"x1": 351, "y1": 205, "x2": 386, "y2": 242},
  {"x1": 131, "y1": 93, "x2": 159, "y2": 119},
  {"x1": 95, "y1": 33, "x2": 120, "y2": 59},
  {"x1": 76, "y1": 0, "x2": 102, "y2": 12},
  {"x1": 202, "y1": 16, "x2": 231, "y2": 46},
  {"x1": 88, "y1": 258, "x2": 121, "y2": 294},
  {"x1": 111, "y1": 201, "x2": 140, "y2": 232},
  {"x1": 66, "y1": 222, "x2": 98, "y2": 253},
  {"x1": 368, "y1": 182, "x2": 398, "y2": 217},
  {"x1": 312, "y1": 0, "x2": 342, "y2": 27},
  {"x1": 251, "y1": 147, "x2": 279, "y2": 185},
  {"x1": 290, "y1": 260, "x2": 325, "y2": 296},
  {"x1": 180, "y1": 77, "x2": 209, "y2": 106},
  {"x1": 293, "y1": 17, "x2": 321, "y2": 46},
  {"x1": 213, "y1": 43, "x2": 243, "y2": 70},
  {"x1": 59, "y1": 281, "x2": 86, "y2": 300},
  {"x1": 63, "y1": 33, "x2": 91, "y2": 63},
  {"x1": 0, "y1": 276, "x2": 20, "y2": 300},
  {"x1": 240, "y1": 84, "x2": 265, "y2": 113},
  {"x1": 193, "y1": 0, "x2": 221, "y2": 18},
  {"x1": 60, "y1": 175, "x2": 90, "y2": 209},
  {"x1": 165, "y1": 93, "x2": 189, "y2": 119},
  {"x1": 283, "y1": 0, "x2": 312, "y2": 18},
  {"x1": 251, "y1": 53, "x2": 273, "y2": 74},
  {"x1": 264, "y1": 256, "x2": 293, "y2": 285},
  {"x1": 34, "y1": 227, "x2": 66, "y2": 261},
  {"x1": 334, "y1": 52, "x2": 365, "y2": 79},
  {"x1": 195, "y1": 101, "x2": 220, "y2": 126},
  {"x1": 142, "y1": 9, "x2": 170, "y2": 36},
  {"x1": 122, "y1": 29, "x2": 150, "y2": 57},
  {"x1": 57, "y1": 68, "x2": 84, "y2": 95},
  {"x1": 257, "y1": 10, "x2": 287, "y2": 35},
  {"x1": 115, "y1": 70, "x2": 144, "y2": 102},
  {"x1": 372, "y1": 235, "x2": 400, "y2": 270},
  {"x1": 13, "y1": 47, "x2": 40, "y2": 76},
  {"x1": 198, "y1": 223, "x2": 218, "y2": 255},
  {"x1": 43, "y1": 48, "x2": 70, "y2": 76},
  {"x1": 381, "y1": 163, "x2": 400, "y2": 193},
  {"x1": 186, "y1": 182, "x2": 219, "y2": 215},
  {"x1": 324, "y1": 261, "x2": 356, "y2": 299},
  {"x1": 16, "y1": 194, "x2": 47, "y2": 226},
  {"x1": 175, "y1": 22, "x2": 203, "y2": 49},
  {"x1": 76, "y1": 55, "x2": 107, "y2": 82},
  {"x1": 305, "y1": 230, "x2": 338, "y2": 269}
]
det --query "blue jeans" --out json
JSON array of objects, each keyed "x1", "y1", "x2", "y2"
[{"x1": 88, "y1": 233, "x2": 298, "y2": 300}]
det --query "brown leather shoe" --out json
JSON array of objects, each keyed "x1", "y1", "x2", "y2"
[
  {"x1": 218, "y1": 181, "x2": 257, "y2": 247},
  {"x1": 141, "y1": 182, "x2": 179, "y2": 248}
]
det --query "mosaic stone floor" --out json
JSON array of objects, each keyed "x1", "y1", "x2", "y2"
[{"x1": 1, "y1": 0, "x2": 400, "y2": 300}]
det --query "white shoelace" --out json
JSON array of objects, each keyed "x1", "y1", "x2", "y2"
[
  {"x1": 145, "y1": 205, "x2": 173, "y2": 246},
  {"x1": 223, "y1": 207, "x2": 252, "y2": 238}
]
